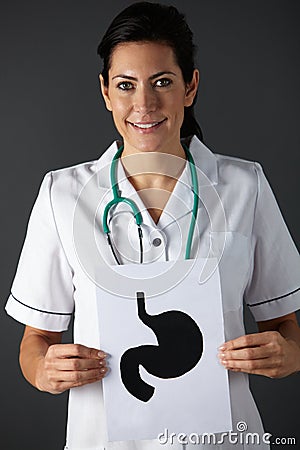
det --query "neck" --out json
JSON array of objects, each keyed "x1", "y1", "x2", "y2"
[{"x1": 120, "y1": 147, "x2": 186, "y2": 191}]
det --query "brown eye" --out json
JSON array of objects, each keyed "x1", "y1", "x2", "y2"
[
  {"x1": 117, "y1": 81, "x2": 134, "y2": 91},
  {"x1": 155, "y1": 78, "x2": 172, "y2": 88}
]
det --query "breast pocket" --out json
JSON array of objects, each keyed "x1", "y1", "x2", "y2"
[{"x1": 208, "y1": 231, "x2": 251, "y2": 313}]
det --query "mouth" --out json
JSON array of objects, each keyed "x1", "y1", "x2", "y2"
[{"x1": 128, "y1": 119, "x2": 167, "y2": 132}]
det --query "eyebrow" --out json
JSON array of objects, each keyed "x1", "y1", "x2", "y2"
[{"x1": 112, "y1": 71, "x2": 177, "y2": 81}]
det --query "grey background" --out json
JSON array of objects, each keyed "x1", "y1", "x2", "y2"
[{"x1": 1, "y1": 0, "x2": 299, "y2": 449}]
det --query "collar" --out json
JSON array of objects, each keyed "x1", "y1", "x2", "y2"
[
  {"x1": 188, "y1": 135, "x2": 218, "y2": 186},
  {"x1": 95, "y1": 136, "x2": 218, "y2": 188},
  {"x1": 95, "y1": 136, "x2": 219, "y2": 230}
]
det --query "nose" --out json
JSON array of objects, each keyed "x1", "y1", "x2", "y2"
[{"x1": 133, "y1": 84, "x2": 158, "y2": 114}]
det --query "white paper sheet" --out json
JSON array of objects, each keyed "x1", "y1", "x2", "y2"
[{"x1": 96, "y1": 258, "x2": 232, "y2": 442}]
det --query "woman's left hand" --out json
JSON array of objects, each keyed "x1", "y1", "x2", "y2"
[{"x1": 218, "y1": 330, "x2": 300, "y2": 378}]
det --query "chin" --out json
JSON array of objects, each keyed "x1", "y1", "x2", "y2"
[{"x1": 128, "y1": 137, "x2": 165, "y2": 153}]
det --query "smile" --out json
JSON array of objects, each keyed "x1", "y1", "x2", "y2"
[{"x1": 128, "y1": 119, "x2": 166, "y2": 131}]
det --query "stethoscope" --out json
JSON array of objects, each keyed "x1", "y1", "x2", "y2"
[{"x1": 102, "y1": 143, "x2": 199, "y2": 264}]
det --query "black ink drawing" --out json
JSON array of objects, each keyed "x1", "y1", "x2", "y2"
[{"x1": 120, "y1": 291, "x2": 203, "y2": 402}]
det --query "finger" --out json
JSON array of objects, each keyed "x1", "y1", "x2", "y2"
[
  {"x1": 225, "y1": 365, "x2": 283, "y2": 379},
  {"x1": 58, "y1": 367, "x2": 109, "y2": 383},
  {"x1": 219, "y1": 345, "x2": 274, "y2": 361},
  {"x1": 58, "y1": 369, "x2": 109, "y2": 391},
  {"x1": 221, "y1": 356, "x2": 281, "y2": 372},
  {"x1": 219, "y1": 331, "x2": 280, "y2": 351},
  {"x1": 48, "y1": 344, "x2": 107, "y2": 360},
  {"x1": 52, "y1": 357, "x2": 107, "y2": 371},
  {"x1": 46, "y1": 367, "x2": 109, "y2": 394}
]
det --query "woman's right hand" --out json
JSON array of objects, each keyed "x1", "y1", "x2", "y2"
[
  {"x1": 36, "y1": 343, "x2": 108, "y2": 394},
  {"x1": 19, "y1": 326, "x2": 109, "y2": 394}
]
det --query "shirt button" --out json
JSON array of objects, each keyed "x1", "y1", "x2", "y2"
[{"x1": 152, "y1": 237, "x2": 162, "y2": 247}]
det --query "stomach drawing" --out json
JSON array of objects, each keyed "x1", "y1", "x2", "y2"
[{"x1": 120, "y1": 291, "x2": 203, "y2": 402}]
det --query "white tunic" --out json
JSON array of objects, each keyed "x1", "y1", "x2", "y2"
[{"x1": 5, "y1": 136, "x2": 300, "y2": 449}]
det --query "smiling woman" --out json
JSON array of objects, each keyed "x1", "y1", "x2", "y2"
[
  {"x1": 4, "y1": 2, "x2": 300, "y2": 450},
  {"x1": 99, "y1": 41, "x2": 199, "y2": 156}
]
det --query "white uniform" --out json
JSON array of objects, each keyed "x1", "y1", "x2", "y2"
[{"x1": 5, "y1": 136, "x2": 300, "y2": 449}]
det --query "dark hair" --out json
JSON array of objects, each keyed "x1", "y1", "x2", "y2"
[{"x1": 97, "y1": 2, "x2": 203, "y2": 141}]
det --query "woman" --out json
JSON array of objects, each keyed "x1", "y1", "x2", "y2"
[{"x1": 5, "y1": 2, "x2": 300, "y2": 449}]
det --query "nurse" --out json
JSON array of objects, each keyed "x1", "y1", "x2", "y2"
[{"x1": 6, "y1": 2, "x2": 300, "y2": 449}]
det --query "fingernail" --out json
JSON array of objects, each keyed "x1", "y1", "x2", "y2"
[
  {"x1": 100, "y1": 367, "x2": 110, "y2": 378},
  {"x1": 219, "y1": 345, "x2": 226, "y2": 351},
  {"x1": 98, "y1": 351, "x2": 107, "y2": 358},
  {"x1": 100, "y1": 367, "x2": 107, "y2": 373}
]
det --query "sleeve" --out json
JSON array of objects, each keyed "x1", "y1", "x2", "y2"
[
  {"x1": 244, "y1": 162, "x2": 300, "y2": 321},
  {"x1": 5, "y1": 172, "x2": 74, "y2": 331}
]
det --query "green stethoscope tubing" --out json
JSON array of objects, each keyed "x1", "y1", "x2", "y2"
[
  {"x1": 102, "y1": 142, "x2": 199, "y2": 261},
  {"x1": 183, "y1": 143, "x2": 199, "y2": 259}
]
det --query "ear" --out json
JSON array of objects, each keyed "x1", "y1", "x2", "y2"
[
  {"x1": 99, "y1": 74, "x2": 112, "y2": 111},
  {"x1": 184, "y1": 69, "x2": 199, "y2": 107}
]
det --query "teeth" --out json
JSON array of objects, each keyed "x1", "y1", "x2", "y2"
[{"x1": 133, "y1": 122, "x2": 159, "y2": 129}]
